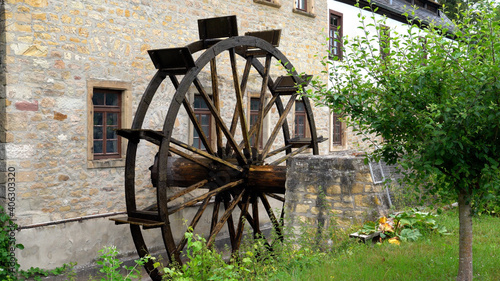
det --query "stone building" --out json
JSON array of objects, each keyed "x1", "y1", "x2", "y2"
[
  {"x1": 0, "y1": 0, "x2": 450, "y2": 273},
  {"x1": 0, "y1": 0, "x2": 334, "y2": 271}
]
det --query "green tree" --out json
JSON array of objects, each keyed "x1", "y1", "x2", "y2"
[
  {"x1": 438, "y1": 0, "x2": 481, "y2": 21},
  {"x1": 306, "y1": 2, "x2": 500, "y2": 280}
]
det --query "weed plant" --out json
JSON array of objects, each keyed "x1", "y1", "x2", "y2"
[
  {"x1": 0, "y1": 205, "x2": 75, "y2": 281},
  {"x1": 90, "y1": 208, "x2": 499, "y2": 280}
]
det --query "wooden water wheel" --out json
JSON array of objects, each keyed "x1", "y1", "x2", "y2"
[{"x1": 111, "y1": 16, "x2": 325, "y2": 280}]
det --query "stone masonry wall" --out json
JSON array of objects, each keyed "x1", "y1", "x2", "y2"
[
  {"x1": 1, "y1": 0, "x2": 329, "y2": 226},
  {"x1": 0, "y1": 0, "x2": 331, "y2": 270},
  {"x1": 285, "y1": 155, "x2": 390, "y2": 234}
]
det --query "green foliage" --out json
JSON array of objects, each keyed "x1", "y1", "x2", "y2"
[
  {"x1": 163, "y1": 229, "x2": 254, "y2": 280},
  {"x1": 356, "y1": 210, "x2": 449, "y2": 244},
  {"x1": 0, "y1": 205, "x2": 74, "y2": 281},
  {"x1": 18, "y1": 263, "x2": 76, "y2": 281},
  {"x1": 0, "y1": 205, "x2": 23, "y2": 281},
  {"x1": 163, "y1": 218, "x2": 355, "y2": 280},
  {"x1": 91, "y1": 246, "x2": 150, "y2": 281},
  {"x1": 306, "y1": 0, "x2": 500, "y2": 211},
  {"x1": 305, "y1": 210, "x2": 500, "y2": 280}
]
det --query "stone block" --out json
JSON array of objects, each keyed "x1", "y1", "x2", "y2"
[
  {"x1": 335, "y1": 202, "x2": 353, "y2": 209},
  {"x1": 351, "y1": 182, "x2": 364, "y2": 194},
  {"x1": 59, "y1": 206, "x2": 71, "y2": 212},
  {"x1": 304, "y1": 194, "x2": 317, "y2": 200},
  {"x1": 354, "y1": 195, "x2": 370, "y2": 207},
  {"x1": 356, "y1": 172, "x2": 373, "y2": 183},
  {"x1": 25, "y1": 0, "x2": 48, "y2": 8},
  {"x1": 15, "y1": 100, "x2": 38, "y2": 111},
  {"x1": 326, "y1": 184, "x2": 341, "y2": 194},
  {"x1": 306, "y1": 185, "x2": 317, "y2": 193},
  {"x1": 296, "y1": 204, "x2": 310, "y2": 213}
]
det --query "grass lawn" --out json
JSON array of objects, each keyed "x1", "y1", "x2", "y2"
[{"x1": 272, "y1": 210, "x2": 500, "y2": 281}]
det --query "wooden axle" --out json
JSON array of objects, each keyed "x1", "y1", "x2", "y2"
[{"x1": 151, "y1": 157, "x2": 286, "y2": 194}]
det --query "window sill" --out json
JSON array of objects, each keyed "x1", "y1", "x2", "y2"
[
  {"x1": 87, "y1": 158, "x2": 125, "y2": 169},
  {"x1": 292, "y1": 8, "x2": 316, "y2": 18},
  {"x1": 253, "y1": 0, "x2": 281, "y2": 8}
]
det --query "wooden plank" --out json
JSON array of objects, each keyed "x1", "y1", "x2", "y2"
[
  {"x1": 261, "y1": 93, "x2": 297, "y2": 160},
  {"x1": 210, "y1": 58, "x2": 224, "y2": 155},
  {"x1": 110, "y1": 217, "x2": 164, "y2": 228},
  {"x1": 252, "y1": 195, "x2": 261, "y2": 237},
  {"x1": 253, "y1": 54, "x2": 272, "y2": 151},
  {"x1": 259, "y1": 193, "x2": 282, "y2": 238},
  {"x1": 229, "y1": 48, "x2": 251, "y2": 155},
  {"x1": 166, "y1": 179, "x2": 209, "y2": 203},
  {"x1": 269, "y1": 144, "x2": 310, "y2": 166},
  {"x1": 168, "y1": 146, "x2": 211, "y2": 170},
  {"x1": 175, "y1": 197, "x2": 212, "y2": 254},
  {"x1": 207, "y1": 189, "x2": 245, "y2": 248},
  {"x1": 266, "y1": 144, "x2": 293, "y2": 158},
  {"x1": 223, "y1": 193, "x2": 237, "y2": 250},
  {"x1": 265, "y1": 192, "x2": 285, "y2": 202},
  {"x1": 234, "y1": 192, "x2": 250, "y2": 252},
  {"x1": 210, "y1": 195, "x2": 221, "y2": 235},
  {"x1": 193, "y1": 78, "x2": 247, "y2": 165},
  {"x1": 170, "y1": 137, "x2": 243, "y2": 172},
  {"x1": 167, "y1": 179, "x2": 244, "y2": 215},
  {"x1": 170, "y1": 74, "x2": 215, "y2": 155},
  {"x1": 226, "y1": 57, "x2": 252, "y2": 155}
]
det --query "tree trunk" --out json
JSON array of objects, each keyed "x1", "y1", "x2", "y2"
[{"x1": 457, "y1": 189, "x2": 473, "y2": 281}]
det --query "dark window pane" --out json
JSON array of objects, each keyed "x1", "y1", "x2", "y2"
[
  {"x1": 107, "y1": 127, "x2": 117, "y2": 139},
  {"x1": 94, "y1": 127, "x2": 103, "y2": 139},
  {"x1": 105, "y1": 93, "x2": 119, "y2": 106},
  {"x1": 297, "y1": 116, "x2": 305, "y2": 126},
  {"x1": 107, "y1": 113, "x2": 118, "y2": 125},
  {"x1": 194, "y1": 95, "x2": 208, "y2": 109},
  {"x1": 250, "y1": 115, "x2": 258, "y2": 126},
  {"x1": 106, "y1": 140, "x2": 118, "y2": 153},
  {"x1": 295, "y1": 101, "x2": 305, "y2": 112},
  {"x1": 92, "y1": 92, "x2": 105, "y2": 105},
  {"x1": 94, "y1": 141, "x2": 103, "y2": 153},
  {"x1": 201, "y1": 114, "x2": 209, "y2": 125},
  {"x1": 94, "y1": 112, "x2": 103, "y2": 125},
  {"x1": 251, "y1": 99, "x2": 260, "y2": 111}
]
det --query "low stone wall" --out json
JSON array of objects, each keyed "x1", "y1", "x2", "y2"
[{"x1": 284, "y1": 155, "x2": 390, "y2": 234}]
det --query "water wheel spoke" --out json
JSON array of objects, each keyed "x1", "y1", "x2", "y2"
[
  {"x1": 237, "y1": 200, "x2": 256, "y2": 227},
  {"x1": 170, "y1": 74, "x2": 215, "y2": 155},
  {"x1": 252, "y1": 195, "x2": 261, "y2": 237},
  {"x1": 193, "y1": 78, "x2": 247, "y2": 165},
  {"x1": 168, "y1": 147, "x2": 211, "y2": 169},
  {"x1": 210, "y1": 195, "x2": 221, "y2": 234},
  {"x1": 225, "y1": 58, "x2": 253, "y2": 156},
  {"x1": 223, "y1": 193, "x2": 237, "y2": 250},
  {"x1": 261, "y1": 94, "x2": 297, "y2": 159},
  {"x1": 259, "y1": 193, "x2": 283, "y2": 238},
  {"x1": 183, "y1": 99, "x2": 215, "y2": 155},
  {"x1": 170, "y1": 137, "x2": 242, "y2": 172},
  {"x1": 167, "y1": 179, "x2": 244, "y2": 215},
  {"x1": 210, "y1": 59, "x2": 224, "y2": 155},
  {"x1": 229, "y1": 48, "x2": 251, "y2": 155},
  {"x1": 269, "y1": 144, "x2": 310, "y2": 166},
  {"x1": 175, "y1": 197, "x2": 212, "y2": 254},
  {"x1": 234, "y1": 193, "x2": 251, "y2": 252},
  {"x1": 264, "y1": 192, "x2": 285, "y2": 202},
  {"x1": 240, "y1": 93, "x2": 278, "y2": 149},
  {"x1": 207, "y1": 189, "x2": 245, "y2": 248},
  {"x1": 253, "y1": 54, "x2": 272, "y2": 150},
  {"x1": 265, "y1": 144, "x2": 293, "y2": 159},
  {"x1": 166, "y1": 179, "x2": 209, "y2": 203}
]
